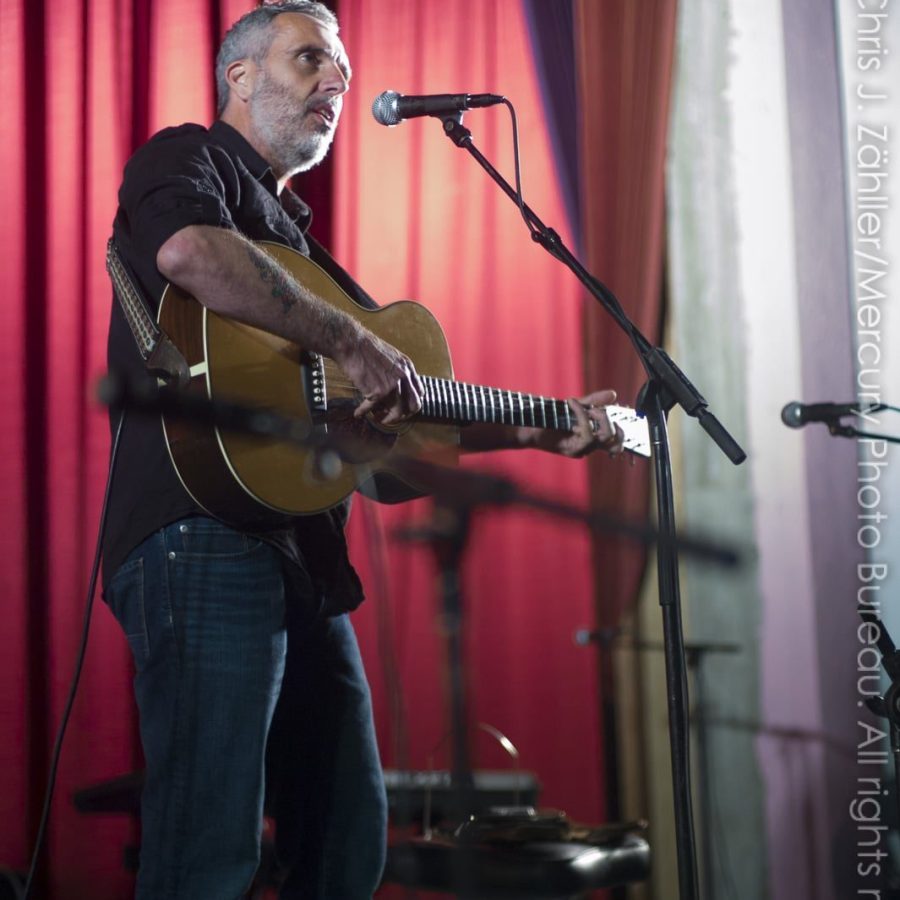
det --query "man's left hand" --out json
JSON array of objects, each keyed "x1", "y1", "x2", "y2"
[
  {"x1": 457, "y1": 388, "x2": 625, "y2": 457},
  {"x1": 530, "y1": 389, "x2": 624, "y2": 458}
]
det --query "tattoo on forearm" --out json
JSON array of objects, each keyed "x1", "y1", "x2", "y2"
[
  {"x1": 322, "y1": 314, "x2": 343, "y2": 351},
  {"x1": 247, "y1": 247, "x2": 298, "y2": 314},
  {"x1": 242, "y1": 243, "x2": 356, "y2": 355}
]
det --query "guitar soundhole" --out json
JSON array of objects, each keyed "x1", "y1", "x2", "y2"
[{"x1": 317, "y1": 398, "x2": 398, "y2": 464}]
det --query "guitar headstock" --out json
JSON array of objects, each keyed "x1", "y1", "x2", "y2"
[{"x1": 606, "y1": 405, "x2": 651, "y2": 458}]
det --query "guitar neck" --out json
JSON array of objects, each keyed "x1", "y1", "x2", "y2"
[{"x1": 421, "y1": 375, "x2": 575, "y2": 431}]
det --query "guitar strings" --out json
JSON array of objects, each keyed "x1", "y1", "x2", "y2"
[
  {"x1": 310, "y1": 373, "x2": 646, "y2": 451},
  {"x1": 319, "y1": 373, "x2": 574, "y2": 432},
  {"x1": 321, "y1": 374, "x2": 571, "y2": 412}
]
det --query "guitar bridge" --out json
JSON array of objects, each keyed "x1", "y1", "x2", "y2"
[{"x1": 304, "y1": 352, "x2": 328, "y2": 419}]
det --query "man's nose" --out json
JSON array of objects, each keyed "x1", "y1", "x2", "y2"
[{"x1": 320, "y1": 61, "x2": 349, "y2": 96}]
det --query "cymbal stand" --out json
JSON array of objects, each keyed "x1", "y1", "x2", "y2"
[{"x1": 397, "y1": 502, "x2": 478, "y2": 893}]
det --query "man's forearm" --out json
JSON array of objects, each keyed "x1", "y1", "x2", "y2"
[
  {"x1": 156, "y1": 224, "x2": 426, "y2": 424},
  {"x1": 156, "y1": 224, "x2": 361, "y2": 360}
]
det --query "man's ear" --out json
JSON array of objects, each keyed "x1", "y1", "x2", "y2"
[{"x1": 226, "y1": 59, "x2": 256, "y2": 102}]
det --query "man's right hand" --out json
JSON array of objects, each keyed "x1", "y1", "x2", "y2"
[{"x1": 333, "y1": 326, "x2": 424, "y2": 426}]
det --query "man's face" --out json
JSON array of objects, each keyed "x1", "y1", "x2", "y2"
[{"x1": 249, "y1": 13, "x2": 351, "y2": 176}]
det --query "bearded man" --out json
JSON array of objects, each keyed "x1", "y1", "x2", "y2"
[{"x1": 105, "y1": 3, "x2": 621, "y2": 897}]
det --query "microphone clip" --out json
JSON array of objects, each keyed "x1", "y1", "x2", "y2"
[{"x1": 441, "y1": 114, "x2": 472, "y2": 147}]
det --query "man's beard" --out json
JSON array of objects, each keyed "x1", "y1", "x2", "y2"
[{"x1": 249, "y1": 73, "x2": 337, "y2": 176}]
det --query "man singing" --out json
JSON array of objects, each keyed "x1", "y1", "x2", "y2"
[{"x1": 105, "y1": 2, "x2": 623, "y2": 897}]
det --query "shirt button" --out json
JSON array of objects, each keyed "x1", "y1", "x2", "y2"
[
  {"x1": 168, "y1": 551, "x2": 176, "y2": 560},
  {"x1": 179, "y1": 524, "x2": 189, "y2": 533}
]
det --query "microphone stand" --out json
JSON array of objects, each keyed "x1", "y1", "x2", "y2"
[
  {"x1": 395, "y1": 502, "x2": 478, "y2": 896},
  {"x1": 825, "y1": 422, "x2": 900, "y2": 444},
  {"x1": 438, "y1": 112, "x2": 746, "y2": 900}
]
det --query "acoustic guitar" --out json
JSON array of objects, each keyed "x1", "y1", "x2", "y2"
[{"x1": 149, "y1": 242, "x2": 649, "y2": 525}]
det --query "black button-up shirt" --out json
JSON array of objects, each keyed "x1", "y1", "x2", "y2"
[{"x1": 105, "y1": 121, "x2": 367, "y2": 611}]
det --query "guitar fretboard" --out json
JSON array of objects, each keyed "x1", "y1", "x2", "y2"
[{"x1": 421, "y1": 376, "x2": 574, "y2": 430}]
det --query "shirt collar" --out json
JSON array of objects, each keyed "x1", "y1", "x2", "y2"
[
  {"x1": 209, "y1": 120, "x2": 313, "y2": 226},
  {"x1": 210, "y1": 120, "x2": 274, "y2": 184}
]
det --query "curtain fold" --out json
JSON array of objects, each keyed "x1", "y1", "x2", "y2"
[
  {"x1": 1, "y1": 0, "x2": 31, "y2": 884},
  {"x1": 523, "y1": 0, "x2": 678, "y2": 829},
  {"x1": 1, "y1": 1, "x2": 255, "y2": 894},
  {"x1": 575, "y1": 0, "x2": 678, "y2": 626},
  {"x1": 520, "y1": 0, "x2": 678, "y2": 622},
  {"x1": 521, "y1": 0, "x2": 581, "y2": 242}
]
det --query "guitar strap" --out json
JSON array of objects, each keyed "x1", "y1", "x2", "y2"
[{"x1": 106, "y1": 239, "x2": 191, "y2": 388}]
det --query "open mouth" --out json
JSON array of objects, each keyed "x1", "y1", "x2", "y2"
[{"x1": 309, "y1": 104, "x2": 335, "y2": 125}]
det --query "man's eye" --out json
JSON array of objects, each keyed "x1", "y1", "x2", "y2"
[{"x1": 299, "y1": 53, "x2": 320, "y2": 66}]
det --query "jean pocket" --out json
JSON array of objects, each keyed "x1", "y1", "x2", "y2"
[
  {"x1": 174, "y1": 517, "x2": 264, "y2": 559},
  {"x1": 105, "y1": 557, "x2": 149, "y2": 663}
]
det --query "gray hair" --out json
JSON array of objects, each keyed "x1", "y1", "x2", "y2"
[{"x1": 215, "y1": 2, "x2": 339, "y2": 117}]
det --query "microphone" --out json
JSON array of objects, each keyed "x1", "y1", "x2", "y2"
[
  {"x1": 371, "y1": 90, "x2": 504, "y2": 126},
  {"x1": 780, "y1": 401, "x2": 866, "y2": 428}
]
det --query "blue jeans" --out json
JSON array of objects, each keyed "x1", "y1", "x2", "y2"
[{"x1": 104, "y1": 516, "x2": 387, "y2": 899}]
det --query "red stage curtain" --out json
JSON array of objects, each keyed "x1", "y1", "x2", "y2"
[
  {"x1": 0, "y1": 1, "x2": 255, "y2": 895},
  {"x1": 0, "y1": 0, "x2": 674, "y2": 894},
  {"x1": 519, "y1": 1, "x2": 677, "y2": 825},
  {"x1": 575, "y1": 0, "x2": 678, "y2": 626},
  {"x1": 332, "y1": 0, "x2": 605, "y2": 839}
]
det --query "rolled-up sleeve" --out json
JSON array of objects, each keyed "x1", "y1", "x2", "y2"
[{"x1": 118, "y1": 127, "x2": 239, "y2": 261}]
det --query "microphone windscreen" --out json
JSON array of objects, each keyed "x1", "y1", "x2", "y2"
[
  {"x1": 780, "y1": 402, "x2": 803, "y2": 428},
  {"x1": 372, "y1": 90, "x2": 401, "y2": 126}
]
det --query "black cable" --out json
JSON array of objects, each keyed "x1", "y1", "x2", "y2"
[
  {"x1": 502, "y1": 99, "x2": 541, "y2": 241},
  {"x1": 22, "y1": 408, "x2": 126, "y2": 899}
]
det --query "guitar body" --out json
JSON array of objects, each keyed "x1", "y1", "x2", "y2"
[{"x1": 158, "y1": 241, "x2": 459, "y2": 524}]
